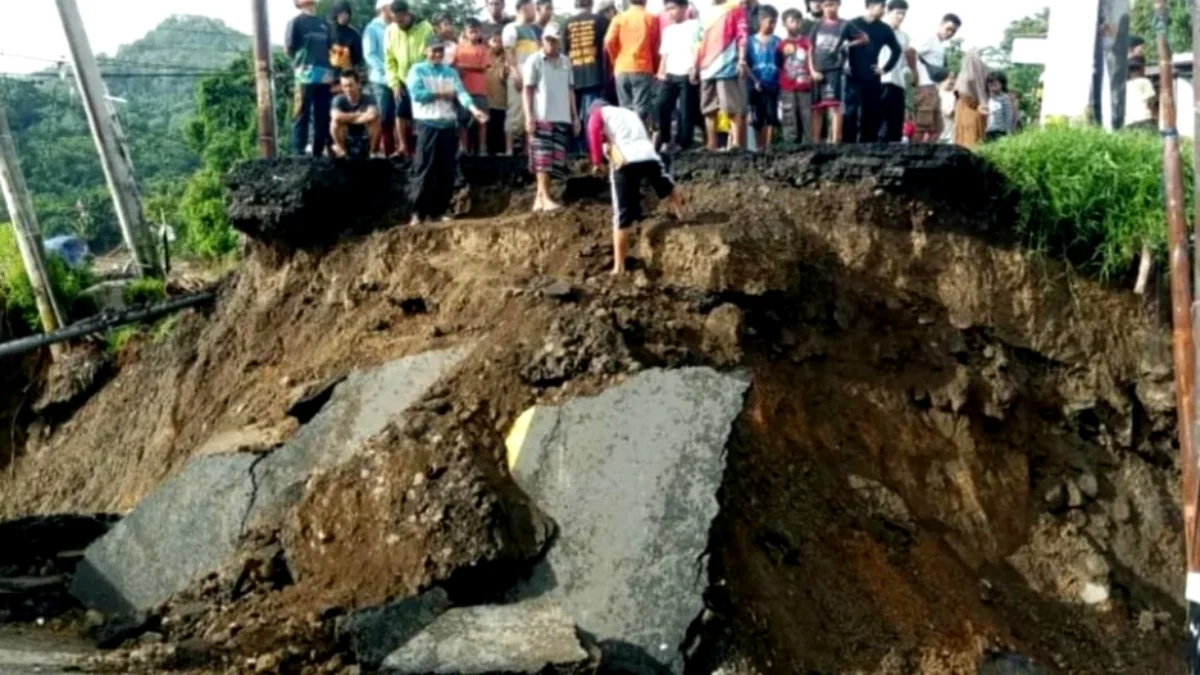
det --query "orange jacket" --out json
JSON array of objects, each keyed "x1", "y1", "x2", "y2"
[{"x1": 604, "y1": 6, "x2": 659, "y2": 75}]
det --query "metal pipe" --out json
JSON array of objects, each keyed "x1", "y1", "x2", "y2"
[
  {"x1": 0, "y1": 291, "x2": 214, "y2": 360},
  {"x1": 1153, "y1": 4, "x2": 1200, "y2": 672}
]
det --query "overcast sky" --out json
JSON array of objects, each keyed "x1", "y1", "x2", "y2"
[{"x1": 0, "y1": 0, "x2": 1049, "y2": 75}]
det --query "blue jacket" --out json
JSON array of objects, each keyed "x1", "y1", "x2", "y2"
[
  {"x1": 363, "y1": 17, "x2": 388, "y2": 86},
  {"x1": 406, "y1": 61, "x2": 476, "y2": 127}
]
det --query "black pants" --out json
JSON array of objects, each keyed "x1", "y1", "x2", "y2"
[
  {"x1": 843, "y1": 79, "x2": 882, "y2": 143},
  {"x1": 410, "y1": 123, "x2": 459, "y2": 220},
  {"x1": 486, "y1": 109, "x2": 507, "y2": 155},
  {"x1": 879, "y1": 84, "x2": 906, "y2": 143},
  {"x1": 293, "y1": 83, "x2": 333, "y2": 156},
  {"x1": 655, "y1": 76, "x2": 697, "y2": 149}
]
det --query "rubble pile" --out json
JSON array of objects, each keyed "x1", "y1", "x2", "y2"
[{"x1": 0, "y1": 147, "x2": 1186, "y2": 675}]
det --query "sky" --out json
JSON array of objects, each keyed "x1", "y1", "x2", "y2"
[{"x1": 0, "y1": 0, "x2": 1049, "y2": 75}]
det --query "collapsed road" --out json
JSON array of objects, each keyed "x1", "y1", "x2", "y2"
[{"x1": 0, "y1": 146, "x2": 1186, "y2": 675}]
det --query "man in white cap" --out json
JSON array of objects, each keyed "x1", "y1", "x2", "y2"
[
  {"x1": 363, "y1": 0, "x2": 396, "y2": 155},
  {"x1": 523, "y1": 21, "x2": 579, "y2": 212}
]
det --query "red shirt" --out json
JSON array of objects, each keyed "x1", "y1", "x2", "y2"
[
  {"x1": 454, "y1": 39, "x2": 491, "y2": 96},
  {"x1": 778, "y1": 36, "x2": 813, "y2": 92}
]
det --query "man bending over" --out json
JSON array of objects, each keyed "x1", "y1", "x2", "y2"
[
  {"x1": 586, "y1": 102, "x2": 685, "y2": 274},
  {"x1": 331, "y1": 70, "x2": 381, "y2": 158}
]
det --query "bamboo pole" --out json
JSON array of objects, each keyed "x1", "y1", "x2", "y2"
[{"x1": 1152, "y1": 5, "x2": 1200, "y2": 671}]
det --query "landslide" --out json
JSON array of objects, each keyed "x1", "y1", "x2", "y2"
[{"x1": 0, "y1": 146, "x2": 1185, "y2": 674}]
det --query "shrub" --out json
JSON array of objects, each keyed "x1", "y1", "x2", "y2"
[
  {"x1": 0, "y1": 224, "x2": 94, "y2": 336},
  {"x1": 123, "y1": 277, "x2": 167, "y2": 306},
  {"x1": 978, "y1": 125, "x2": 1192, "y2": 279}
]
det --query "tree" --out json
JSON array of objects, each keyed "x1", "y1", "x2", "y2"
[{"x1": 1131, "y1": 0, "x2": 1191, "y2": 63}]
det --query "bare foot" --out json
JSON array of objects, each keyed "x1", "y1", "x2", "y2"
[
  {"x1": 409, "y1": 215, "x2": 422, "y2": 226},
  {"x1": 330, "y1": 145, "x2": 347, "y2": 158},
  {"x1": 441, "y1": 215, "x2": 454, "y2": 222},
  {"x1": 541, "y1": 200, "x2": 562, "y2": 213},
  {"x1": 611, "y1": 266, "x2": 625, "y2": 275}
]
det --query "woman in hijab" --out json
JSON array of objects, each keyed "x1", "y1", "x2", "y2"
[{"x1": 953, "y1": 49, "x2": 988, "y2": 149}]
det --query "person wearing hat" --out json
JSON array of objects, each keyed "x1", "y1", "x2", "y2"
[
  {"x1": 385, "y1": 0, "x2": 436, "y2": 156},
  {"x1": 285, "y1": 0, "x2": 336, "y2": 156},
  {"x1": 406, "y1": 36, "x2": 490, "y2": 224},
  {"x1": 585, "y1": 102, "x2": 685, "y2": 274},
  {"x1": 364, "y1": 0, "x2": 397, "y2": 155},
  {"x1": 522, "y1": 21, "x2": 578, "y2": 212}
]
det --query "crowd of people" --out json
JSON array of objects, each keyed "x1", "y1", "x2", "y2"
[{"x1": 282, "y1": 0, "x2": 1023, "y2": 272}]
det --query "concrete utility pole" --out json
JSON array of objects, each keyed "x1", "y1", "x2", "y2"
[
  {"x1": 0, "y1": 104, "x2": 66, "y2": 340},
  {"x1": 55, "y1": 0, "x2": 162, "y2": 279},
  {"x1": 1153, "y1": 3, "x2": 1200, "y2": 673},
  {"x1": 252, "y1": 0, "x2": 278, "y2": 159}
]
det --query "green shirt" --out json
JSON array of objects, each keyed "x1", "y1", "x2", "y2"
[{"x1": 384, "y1": 20, "x2": 435, "y2": 90}]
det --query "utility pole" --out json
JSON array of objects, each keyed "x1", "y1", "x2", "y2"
[
  {"x1": 0, "y1": 104, "x2": 66, "y2": 343},
  {"x1": 1153, "y1": 4, "x2": 1200, "y2": 673},
  {"x1": 252, "y1": 0, "x2": 278, "y2": 159},
  {"x1": 55, "y1": 0, "x2": 162, "y2": 279}
]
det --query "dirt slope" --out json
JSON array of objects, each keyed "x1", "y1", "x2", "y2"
[{"x1": 0, "y1": 147, "x2": 1185, "y2": 674}]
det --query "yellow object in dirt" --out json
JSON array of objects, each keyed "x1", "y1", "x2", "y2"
[{"x1": 505, "y1": 406, "x2": 538, "y2": 471}]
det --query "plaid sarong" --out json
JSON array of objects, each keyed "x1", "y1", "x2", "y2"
[{"x1": 529, "y1": 121, "x2": 571, "y2": 178}]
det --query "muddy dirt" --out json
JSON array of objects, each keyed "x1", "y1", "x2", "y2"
[{"x1": 0, "y1": 148, "x2": 1186, "y2": 674}]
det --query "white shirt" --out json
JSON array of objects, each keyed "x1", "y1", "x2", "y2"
[
  {"x1": 1125, "y1": 77, "x2": 1155, "y2": 126},
  {"x1": 915, "y1": 34, "x2": 945, "y2": 87},
  {"x1": 600, "y1": 106, "x2": 658, "y2": 165},
  {"x1": 880, "y1": 29, "x2": 909, "y2": 88},
  {"x1": 660, "y1": 19, "x2": 700, "y2": 77},
  {"x1": 523, "y1": 51, "x2": 575, "y2": 123}
]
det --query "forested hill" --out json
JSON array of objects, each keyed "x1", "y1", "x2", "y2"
[{"x1": 1, "y1": 15, "x2": 249, "y2": 251}]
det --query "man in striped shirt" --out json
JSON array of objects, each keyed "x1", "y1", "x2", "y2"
[
  {"x1": 406, "y1": 37, "x2": 490, "y2": 225},
  {"x1": 696, "y1": 0, "x2": 750, "y2": 150}
]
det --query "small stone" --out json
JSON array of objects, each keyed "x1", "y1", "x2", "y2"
[
  {"x1": 1112, "y1": 495, "x2": 1132, "y2": 523},
  {"x1": 140, "y1": 632, "x2": 165, "y2": 645},
  {"x1": 1137, "y1": 610, "x2": 1158, "y2": 633},
  {"x1": 542, "y1": 281, "x2": 577, "y2": 301},
  {"x1": 1077, "y1": 472, "x2": 1099, "y2": 500},
  {"x1": 1065, "y1": 480, "x2": 1085, "y2": 509},
  {"x1": 412, "y1": 472, "x2": 426, "y2": 487},
  {"x1": 1043, "y1": 484, "x2": 1066, "y2": 512},
  {"x1": 84, "y1": 609, "x2": 106, "y2": 630},
  {"x1": 1080, "y1": 581, "x2": 1109, "y2": 604},
  {"x1": 255, "y1": 652, "x2": 281, "y2": 673}
]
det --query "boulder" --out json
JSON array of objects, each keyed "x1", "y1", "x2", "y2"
[
  {"x1": 70, "y1": 346, "x2": 471, "y2": 617},
  {"x1": 504, "y1": 367, "x2": 750, "y2": 674},
  {"x1": 337, "y1": 588, "x2": 452, "y2": 669},
  {"x1": 381, "y1": 599, "x2": 591, "y2": 675}
]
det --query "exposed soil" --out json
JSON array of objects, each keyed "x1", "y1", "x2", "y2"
[{"x1": 0, "y1": 149, "x2": 1186, "y2": 674}]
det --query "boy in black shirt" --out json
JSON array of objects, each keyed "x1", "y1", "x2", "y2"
[
  {"x1": 844, "y1": 0, "x2": 900, "y2": 143},
  {"x1": 331, "y1": 71, "x2": 381, "y2": 158}
]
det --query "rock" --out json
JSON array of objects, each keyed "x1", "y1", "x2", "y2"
[
  {"x1": 95, "y1": 611, "x2": 152, "y2": 649},
  {"x1": 79, "y1": 280, "x2": 134, "y2": 314},
  {"x1": 541, "y1": 281, "x2": 577, "y2": 302},
  {"x1": 336, "y1": 588, "x2": 452, "y2": 669},
  {"x1": 195, "y1": 421, "x2": 296, "y2": 457},
  {"x1": 1111, "y1": 495, "x2": 1132, "y2": 523},
  {"x1": 1043, "y1": 484, "x2": 1066, "y2": 512},
  {"x1": 702, "y1": 304, "x2": 744, "y2": 364},
  {"x1": 847, "y1": 475, "x2": 915, "y2": 532},
  {"x1": 72, "y1": 347, "x2": 471, "y2": 618},
  {"x1": 1077, "y1": 472, "x2": 1099, "y2": 500},
  {"x1": 505, "y1": 367, "x2": 750, "y2": 674},
  {"x1": 255, "y1": 651, "x2": 281, "y2": 673},
  {"x1": 1080, "y1": 581, "x2": 1110, "y2": 605},
  {"x1": 381, "y1": 599, "x2": 590, "y2": 675},
  {"x1": 1065, "y1": 480, "x2": 1085, "y2": 509}
]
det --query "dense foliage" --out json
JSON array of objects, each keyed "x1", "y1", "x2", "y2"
[
  {"x1": 978, "y1": 125, "x2": 1189, "y2": 279},
  {"x1": 1131, "y1": 0, "x2": 1191, "y2": 62},
  {"x1": 0, "y1": 225, "x2": 94, "y2": 336}
]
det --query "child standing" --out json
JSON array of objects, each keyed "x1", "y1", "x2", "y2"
[
  {"x1": 810, "y1": 0, "x2": 866, "y2": 144},
  {"x1": 455, "y1": 19, "x2": 492, "y2": 153},
  {"x1": 746, "y1": 6, "x2": 782, "y2": 151},
  {"x1": 435, "y1": 14, "x2": 458, "y2": 62},
  {"x1": 778, "y1": 8, "x2": 813, "y2": 144},
  {"x1": 984, "y1": 71, "x2": 1012, "y2": 142},
  {"x1": 485, "y1": 32, "x2": 508, "y2": 154}
]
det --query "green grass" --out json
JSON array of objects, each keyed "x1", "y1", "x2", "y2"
[
  {"x1": 106, "y1": 325, "x2": 143, "y2": 353},
  {"x1": 978, "y1": 125, "x2": 1192, "y2": 279},
  {"x1": 122, "y1": 277, "x2": 167, "y2": 306}
]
